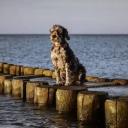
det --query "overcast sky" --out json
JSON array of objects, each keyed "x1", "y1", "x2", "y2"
[{"x1": 0, "y1": 0, "x2": 128, "y2": 34}]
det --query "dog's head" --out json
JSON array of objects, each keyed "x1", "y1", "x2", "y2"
[{"x1": 49, "y1": 24, "x2": 70, "y2": 46}]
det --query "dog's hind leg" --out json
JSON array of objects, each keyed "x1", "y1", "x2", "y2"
[
  {"x1": 78, "y1": 64, "x2": 87, "y2": 84},
  {"x1": 65, "y1": 63, "x2": 75, "y2": 86}
]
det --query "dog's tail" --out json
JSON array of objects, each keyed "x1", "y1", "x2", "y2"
[{"x1": 78, "y1": 64, "x2": 87, "y2": 84}]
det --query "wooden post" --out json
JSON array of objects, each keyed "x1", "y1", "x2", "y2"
[
  {"x1": 77, "y1": 91, "x2": 108, "y2": 126},
  {"x1": 16, "y1": 65, "x2": 22, "y2": 75},
  {"x1": 105, "y1": 98, "x2": 117, "y2": 128},
  {"x1": 117, "y1": 98, "x2": 128, "y2": 128},
  {"x1": 42, "y1": 69, "x2": 53, "y2": 77},
  {"x1": 112, "y1": 79, "x2": 128, "y2": 85},
  {"x1": 34, "y1": 68, "x2": 44, "y2": 76},
  {"x1": 26, "y1": 82, "x2": 40, "y2": 103},
  {"x1": 34, "y1": 85, "x2": 48, "y2": 106},
  {"x1": 12, "y1": 79, "x2": 23, "y2": 97},
  {"x1": 105, "y1": 98, "x2": 128, "y2": 128},
  {"x1": 0, "y1": 76, "x2": 6, "y2": 93},
  {"x1": 3, "y1": 63, "x2": 10, "y2": 74},
  {"x1": 56, "y1": 86, "x2": 87, "y2": 114},
  {"x1": 9, "y1": 65, "x2": 16, "y2": 75},
  {"x1": 0, "y1": 62, "x2": 3, "y2": 73},
  {"x1": 0, "y1": 75, "x2": 12, "y2": 94},
  {"x1": 23, "y1": 67, "x2": 35, "y2": 75},
  {"x1": 34, "y1": 83, "x2": 55, "y2": 107},
  {"x1": 4, "y1": 79, "x2": 12, "y2": 94},
  {"x1": 20, "y1": 66, "x2": 24, "y2": 75},
  {"x1": 52, "y1": 71, "x2": 56, "y2": 79}
]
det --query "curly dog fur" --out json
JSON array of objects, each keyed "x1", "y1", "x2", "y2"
[{"x1": 50, "y1": 24, "x2": 86, "y2": 86}]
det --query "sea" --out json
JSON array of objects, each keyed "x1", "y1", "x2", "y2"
[{"x1": 0, "y1": 34, "x2": 128, "y2": 128}]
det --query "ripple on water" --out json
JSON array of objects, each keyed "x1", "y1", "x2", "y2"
[
  {"x1": 0, "y1": 35, "x2": 128, "y2": 79},
  {"x1": 0, "y1": 95, "x2": 78, "y2": 128}
]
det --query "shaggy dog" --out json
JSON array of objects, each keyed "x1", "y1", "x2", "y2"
[{"x1": 50, "y1": 24, "x2": 86, "y2": 86}]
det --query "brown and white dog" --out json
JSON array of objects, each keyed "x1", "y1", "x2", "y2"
[{"x1": 50, "y1": 24, "x2": 86, "y2": 86}]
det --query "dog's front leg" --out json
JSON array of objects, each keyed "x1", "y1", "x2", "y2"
[
  {"x1": 55, "y1": 68, "x2": 62, "y2": 85},
  {"x1": 65, "y1": 63, "x2": 72, "y2": 86}
]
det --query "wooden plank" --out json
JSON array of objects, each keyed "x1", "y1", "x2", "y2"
[
  {"x1": 85, "y1": 82, "x2": 114, "y2": 88},
  {"x1": 13, "y1": 75, "x2": 43, "y2": 80}
]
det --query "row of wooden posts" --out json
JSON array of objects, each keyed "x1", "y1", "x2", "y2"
[
  {"x1": 1, "y1": 62, "x2": 128, "y2": 128},
  {"x1": 1, "y1": 62, "x2": 128, "y2": 85}
]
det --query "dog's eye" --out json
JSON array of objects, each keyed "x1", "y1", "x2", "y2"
[{"x1": 52, "y1": 35, "x2": 57, "y2": 38}]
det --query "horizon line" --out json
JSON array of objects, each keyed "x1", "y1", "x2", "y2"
[{"x1": 0, "y1": 33, "x2": 128, "y2": 36}]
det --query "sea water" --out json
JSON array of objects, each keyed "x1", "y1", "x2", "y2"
[{"x1": 0, "y1": 34, "x2": 128, "y2": 128}]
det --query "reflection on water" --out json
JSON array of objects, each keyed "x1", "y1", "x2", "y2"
[{"x1": 0, "y1": 95, "x2": 98, "y2": 128}]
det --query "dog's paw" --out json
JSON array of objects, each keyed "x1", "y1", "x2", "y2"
[
  {"x1": 65, "y1": 83, "x2": 71, "y2": 86},
  {"x1": 56, "y1": 82, "x2": 64, "y2": 86},
  {"x1": 58, "y1": 83, "x2": 64, "y2": 86}
]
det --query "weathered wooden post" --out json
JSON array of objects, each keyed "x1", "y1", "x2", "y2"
[
  {"x1": 23, "y1": 67, "x2": 35, "y2": 75},
  {"x1": 52, "y1": 71, "x2": 56, "y2": 79},
  {"x1": 3, "y1": 63, "x2": 10, "y2": 74},
  {"x1": 0, "y1": 62, "x2": 3, "y2": 73},
  {"x1": 77, "y1": 91, "x2": 108, "y2": 127},
  {"x1": 34, "y1": 84, "x2": 48, "y2": 106},
  {"x1": 105, "y1": 97, "x2": 128, "y2": 128},
  {"x1": 56, "y1": 86, "x2": 87, "y2": 114},
  {"x1": 0, "y1": 76, "x2": 6, "y2": 93},
  {"x1": 15, "y1": 65, "x2": 22, "y2": 75},
  {"x1": 34, "y1": 82, "x2": 56, "y2": 107},
  {"x1": 26, "y1": 81, "x2": 40, "y2": 103},
  {"x1": 9, "y1": 65, "x2": 16, "y2": 75},
  {"x1": 0, "y1": 76, "x2": 4, "y2": 93},
  {"x1": 12, "y1": 74, "x2": 42, "y2": 99},
  {"x1": 42, "y1": 69, "x2": 53, "y2": 77},
  {"x1": 34, "y1": 68, "x2": 44, "y2": 76},
  {"x1": 9, "y1": 64, "x2": 21, "y2": 76},
  {"x1": 0, "y1": 75, "x2": 12, "y2": 94},
  {"x1": 12, "y1": 79, "x2": 23, "y2": 97},
  {"x1": 20, "y1": 66, "x2": 24, "y2": 75},
  {"x1": 4, "y1": 79, "x2": 12, "y2": 94},
  {"x1": 112, "y1": 79, "x2": 128, "y2": 85}
]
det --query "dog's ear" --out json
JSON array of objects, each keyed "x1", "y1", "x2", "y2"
[
  {"x1": 49, "y1": 24, "x2": 57, "y2": 33},
  {"x1": 64, "y1": 28, "x2": 70, "y2": 40}
]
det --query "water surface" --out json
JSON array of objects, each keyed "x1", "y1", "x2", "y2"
[
  {"x1": 0, "y1": 95, "x2": 79, "y2": 128},
  {"x1": 0, "y1": 35, "x2": 128, "y2": 128},
  {"x1": 0, "y1": 35, "x2": 128, "y2": 79}
]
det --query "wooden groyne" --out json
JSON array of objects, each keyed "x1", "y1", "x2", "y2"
[
  {"x1": 105, "y1": 97, "x2": 128, "y2": 128},
  {"x1": 1, "y1": 62, "x2": 128, "y2": 127}
]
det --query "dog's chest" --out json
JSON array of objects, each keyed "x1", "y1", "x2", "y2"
[{"x1": 51, "y1": 47, "x2": 66, "y2": 69}]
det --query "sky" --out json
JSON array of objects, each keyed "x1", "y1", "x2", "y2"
[{"x1": 0, "y1": 0, "x2": 128, "y2": 34}]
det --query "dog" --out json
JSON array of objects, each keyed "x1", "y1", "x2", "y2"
[{"x1": 50, "y1": 24, "x2": 86, "y2": 86}]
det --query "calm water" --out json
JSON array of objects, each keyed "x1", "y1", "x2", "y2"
[
  {"x1": 0, "y1": 35, "x2": 128, "y2": 128},
  {"x1": 0, "y1": 35, "x2": 128, "y2": 79},
  {"x1": 0, "y1": 95, "x2": 79, "y2": 128}
]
